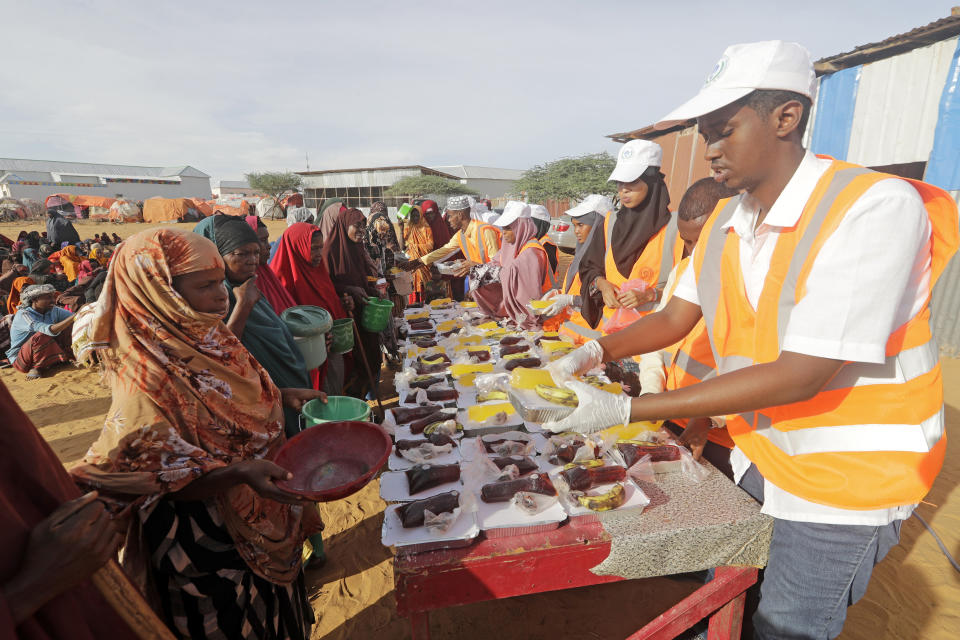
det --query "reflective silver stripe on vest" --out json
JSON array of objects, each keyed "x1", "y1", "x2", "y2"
[
  {"x1": 822, "y1": 337, "x2": 940, "y2": 391},
  {"x1": 661, "y1": 349, "x2": 674, "y2": 368},
  {"x1": 673, "y1": 350, "x2": 717, "y2": 381},
  {"x1": 716, "y1": 354, "x2": 754, "y2": 374},
  {"x1": 658, "y1": 215, "x2": 680, "y2": 289},
  {"x1": 562, "y1": 320, "x2": 602, "y2": 340},
  {"x1": 776, "y1": 167, "x2": 873, "y2": 346},
  {"x1": 697, "y1": 198, "x2": 739, "y2": 367},
  {"x1": 740, "y1": 407, "x2": 944, "y2": 455}
]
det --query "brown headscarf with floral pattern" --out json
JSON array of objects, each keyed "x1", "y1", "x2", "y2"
[{"x1": 72, "y1": 228, "x2": 315, "y2": 585}]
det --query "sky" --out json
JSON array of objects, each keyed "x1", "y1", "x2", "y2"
[{"x1": 1, "y1": 1, "x2": 952, "y2": 185}]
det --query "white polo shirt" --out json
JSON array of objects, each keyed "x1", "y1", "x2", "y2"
[{"x1": 673, "y1": 151, "x2": 933, "y2": 526}]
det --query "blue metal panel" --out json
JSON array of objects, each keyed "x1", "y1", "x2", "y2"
[
  {"x1": 809, "y1": 66, "x2": 862, "y2": 160},
  {"x1": 925, "y1": 38, "x2": 960, "y2": 190}
]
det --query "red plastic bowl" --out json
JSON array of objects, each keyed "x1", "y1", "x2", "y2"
[{"x1": 273, "y1": 420, "x2": 391, "y2": 502}]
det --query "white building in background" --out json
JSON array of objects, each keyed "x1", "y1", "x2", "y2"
[
  {"x1": 297, "y1": 165, "x2": 463, "y2": 211},
  {"x1": 428, "y1": 165, "x2": 524, "y2": 199},
  {"x1": 214, "y1": 179, "x2": 262, "y2": 199},
  {"x1": 0, "y1": 158, "x2": 211, "y2": 202}
]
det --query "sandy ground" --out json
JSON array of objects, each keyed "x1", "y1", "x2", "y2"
[{"x1": 2, "y1": 218, "x2": 958, "y2": 639}]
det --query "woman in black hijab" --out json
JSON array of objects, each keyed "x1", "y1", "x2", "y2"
[{"x1": 578, "y1": 165, "x2": 672, "y2": 329}]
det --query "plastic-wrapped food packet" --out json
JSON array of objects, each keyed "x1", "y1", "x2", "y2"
[
  {"x1": 475, "y1": 372, "x2": 510, "y2": 394},
  {"x1": 626, "y1": 454, "x2": 655, "y2": 484},
  {"x1": 512, "y1": 491, "x2": 558, "y2": 516},
  {"x1": 496, "y1": 464, "x2": 520, "y2": 482},
  {"x1": 423, "y1": 506, "x2": 461, "y2": 534},
  {"x1": 400, "y1": 443, "x2": 454, "y2": 464}
]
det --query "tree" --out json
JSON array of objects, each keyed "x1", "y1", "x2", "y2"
[
  {"x1": 383, "y1": 175, "x2": 478, "y2": 198},
  {"x1": 245, "y1": 171, "x2": 303, "y2": 218},
  {"x1": 513, "y1": 152, "x2": 617, "y2": 202}
]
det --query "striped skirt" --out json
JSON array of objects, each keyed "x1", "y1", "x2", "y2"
[{"x1": 143, "y1": 499, "x2": 313, "y2": 640}]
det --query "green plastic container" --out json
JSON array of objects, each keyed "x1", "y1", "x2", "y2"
[
  {"x1": 280, "y1": 305, "x2": 332, "y2": 370},
  {"x1": 331, "y1": 318, "x2": 354, "y2": 354},
  {"x1": 302, "y1": 396, "x2": 371, "y2": 427},
  {"x1": 360, "y1": 298, "x2": 394, "y2": 332}
]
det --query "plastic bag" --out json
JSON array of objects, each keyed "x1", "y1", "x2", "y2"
[
  {"x1": 399, "y1": 443, "x2": 454, "y2": 464},
  {"x1": 602, "y1": 278, "x2": 651, "y2": 334},
  {"x1": 678, "y1": 443, "x2": 711, "y2": 483},
  {"x1": 394, "y1": 367, "x2": 417, "y2": 397},
  {"x1": 512, "y1": 491, "x2": 559, "y2": 515},
  {"x1": 496, "y1": 464, "x2": 520, "y2": 482},
  {"x1": 626, "y1": 454, "x2": 655, "y2": 484},
  {"x1": 480, "y1": 431, "x2": 535, "y2": 457},
  {"x1": 424, "y1": 507, "x2": 461, "y2": 534}
]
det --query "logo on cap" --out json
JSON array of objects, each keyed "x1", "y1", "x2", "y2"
[
  {"x1": 621, "y1": 147, "x2": 634, "y2": 160},
  {"x1": 704, "y1": 56, "x2": 727, "y2": 86}
]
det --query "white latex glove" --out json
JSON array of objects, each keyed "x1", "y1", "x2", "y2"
[
  {"x1": 545, "y1": 339, "x2": 604, "y2": 381},
  {"x1": 542, "y1": 380, "x2": 631, "y2": 434},
  {"x1": 544, "y1": 294, "x2": 574, "y2": 316},
  {"x1": 540, "y1": 289, "x2": 560, "y2": 301}
]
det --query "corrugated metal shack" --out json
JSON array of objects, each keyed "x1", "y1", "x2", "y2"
[{"x1": 608, "y1": 11, "x2": 960, "y2": 352}]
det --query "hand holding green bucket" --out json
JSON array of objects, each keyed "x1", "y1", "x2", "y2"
[
  {"x1": 330, "y1": 318, "x2": 354, "y2": 353},
  {"x1": 360, "y1": 298, "x2": 394, "y2": 332},
  {"x1": 302, "y1": 396, "x2": 372, "y2": 427}
]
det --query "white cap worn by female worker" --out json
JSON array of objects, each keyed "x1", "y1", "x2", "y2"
[
  {"x1": 607, "y1": 139, "x2": 663, "y2": 183},
  {"x1": 566, "y1": 194, "x2": 614, "y2": 218},
  {"x1": 655, "y1": 40, "x2": 816, "y2": 129},
  {"x1": 495, "y1": 200, "x2": 531, "y2": 227},
  {"x1": 529, "y1": 204, "x2": 551, "y2": 223}
]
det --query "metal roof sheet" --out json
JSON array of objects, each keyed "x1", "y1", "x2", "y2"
[
  {"x1": 220, "y1": 180, "x2": 251, "y2": 188},
  {"x1": 0, "y1": 158, "x2": 209, "y2": 178}
]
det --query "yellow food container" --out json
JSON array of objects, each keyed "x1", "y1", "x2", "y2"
[
  {"x1": 467, "y1": 402, "x2": 516, "y2": 423},
  {"x1": 475, "y1": 321, "x2": 499, "y2": 331},
  {"x1": 598, "y1": 420, "x2": 663, "y2": 441},
  {"x1": 430, "y1": 298, "x2": 453, "y2": 307},
  {"x1": 459, "y1": 301, "x2": 478, "y2": 309},
  {"x1": 406, "y1": 311, "x2": 430, "y2": 321},
  {"x1": 529, "y1": 300, "x2": 553, "y2": 310},
  {"x1": 509, "y1": 367, "x2": 556, "y2": 390},
  {"x1": 456, "y1": 335, "x2": 483, "y2": 346},
  {"x1": 541, "y1": 340, "x2": 576, "y2": 353},
  {"x1": 458, "y1": 373, "x2": 477, "y2": 387},
  {"x1": 450, "y1": 363, "x2": 494, "y2": 379},
  {"x1": 437, "y1": 320, "x2": 461, "y2": 333},
  {"x1": 455, "y1": 343, "x2": 490, "y2": 353}
]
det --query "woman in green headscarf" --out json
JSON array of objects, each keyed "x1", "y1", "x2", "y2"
[{"x1": 193, "y1": 216, "x2": 320, "y2": 436}]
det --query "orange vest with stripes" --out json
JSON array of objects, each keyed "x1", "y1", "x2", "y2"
[
  {"x1": 693, "y1": 159, "x2": 958, "y2": 509},
  {"x1": 457, "y1": 222, "x2": 501, "y2": 264},
  {"x1": 601, "y1": 212, "x2": 683, "y2": 332},
  {"x1": 661, "y1": 258, "x2": 734, "y2": 448},
  {"x1": 518, "y1": 240, "x2": 557, "y2": 294}
]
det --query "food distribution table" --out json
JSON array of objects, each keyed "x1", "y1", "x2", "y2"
[{"x1": 393, "y1": 465, "x2": 773, "y2": 639}]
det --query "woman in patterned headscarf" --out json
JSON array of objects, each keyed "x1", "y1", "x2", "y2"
[{"x1": 71, "y1": 228, "x2": 321, "y2": 640}]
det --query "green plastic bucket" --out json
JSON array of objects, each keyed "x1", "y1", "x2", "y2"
[
  {"x1": 331, "y1": 318, "x2": 354, "y2": 354},
  {"x1": 302, "y1": 396, "x2": 371, "y2": 427},
  {"x1": 360, "y1": 298, "x2": 394, "y2": 332},
  {"x1": 280, "y1": 306, "x2": 332, "y2": 370}
]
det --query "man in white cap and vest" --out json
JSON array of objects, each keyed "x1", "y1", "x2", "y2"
[
  {"x1": 403, "y1": 195, "x2": 502, "y2": 278},
  {"x1": 544, "y1": 40, "x2": 958, "y2": 639}
]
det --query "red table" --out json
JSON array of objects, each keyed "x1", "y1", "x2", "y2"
[{"x1": 394, "y1": 520, "x2": 758, "y2": 639}]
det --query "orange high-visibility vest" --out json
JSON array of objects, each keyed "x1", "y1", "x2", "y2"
[
  {"x1": 538, "y1": 234, "x2": 561, "y2": 290},
  {"x1": 601, "y1": 212, "x2": 683, "y2": 332},
  {"x1": 558, "y1": 270, "x2": 602, "y2": 345},
  {"x1": 660, "y1": 258, "x2": 734, "y2": 448},
  {"x1": 456, "y1": 222, "x2": 501, "y2": 264},
  {"x1": 693, "y1": 158, "x2": 959, "y2": 510},
  {"x1": 518, "y1": 240, "x2": 557, "y2": 294}
]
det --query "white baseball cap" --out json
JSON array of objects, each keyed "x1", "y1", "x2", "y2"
[
  {"x1": 566, "y1": 194, "x2": 614, "y2": 219},
  {"x1": 656, "y1": 40, "x2": 816, "y2": 130},
  {"x1": 495, "y1": 200, "x2": 531, "y2": 227},
  {"x1": 607, "y1": 139, "x2": 662, "y2": 183},
  {"x1": 529, "y1": 204, "x2": 550, "y2": 223}
]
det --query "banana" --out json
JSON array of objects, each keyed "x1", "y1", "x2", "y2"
[
  {"x1": 421, "y1": 355, "x2": 446, "y2": 366},
  {"x1": 535, "y1": 384, "x2": 579, "y2": 407},
  {"x1": 477, "y1": 390, "x2": 509, "y2": 403},
  {"x1": 423, "y1": 420, "x2": 463, "y2": 435},
  {"x1": 563, "y1": 459, "x2": 604, "y2": 471},
  {"x1": 577, "y1": 483, "x2": 627, "y2": 511},
  {"x1": 503, "y1": 351, "x2": 531, "y2": 361}
]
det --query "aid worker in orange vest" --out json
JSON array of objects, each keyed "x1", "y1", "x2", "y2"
[
  {"x1": 579, "y1": 139, "x2": 684, "y2": 334},
  {"x1": 544, "y1": 40, "x2": 958, "y2": 639},
  {"x1": 403, "y1": 195, "x2": 501, "y2": 278},
  {"x1": 529, "y1": 204, "x2": 561, "y2": 286},
  {"x1": 539, "y1": 195, "x2": 614, "y2": 344},
  {"x1": 637, "y1": 177, "x2": 738, "y2": 477}
]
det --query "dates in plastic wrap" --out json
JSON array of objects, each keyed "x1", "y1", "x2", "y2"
[
  {"x1": 505, "y1": 357, "x2": 541, "y2": 371},
  {"x1": 559, "y1": 464, "x2": 626, "y2": 491},
  {"x1": 617, "y1": 442, "x2": 681, "y2": 467},
  {"x1": 398, "y1": 491, "x2": 460, "y2": 528},
  {"x1": 405, "y1": 463, "x2": 461, "y2": 495},
  {"x1": 392, "y1": 404, "x2": 442, "y2": 424},
  {"x1": 395, "y1": 433, "x2": 456, "y2": 457},
  {"x1": 481, "y1": 473, "x2": 556, "y2": 503}
]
